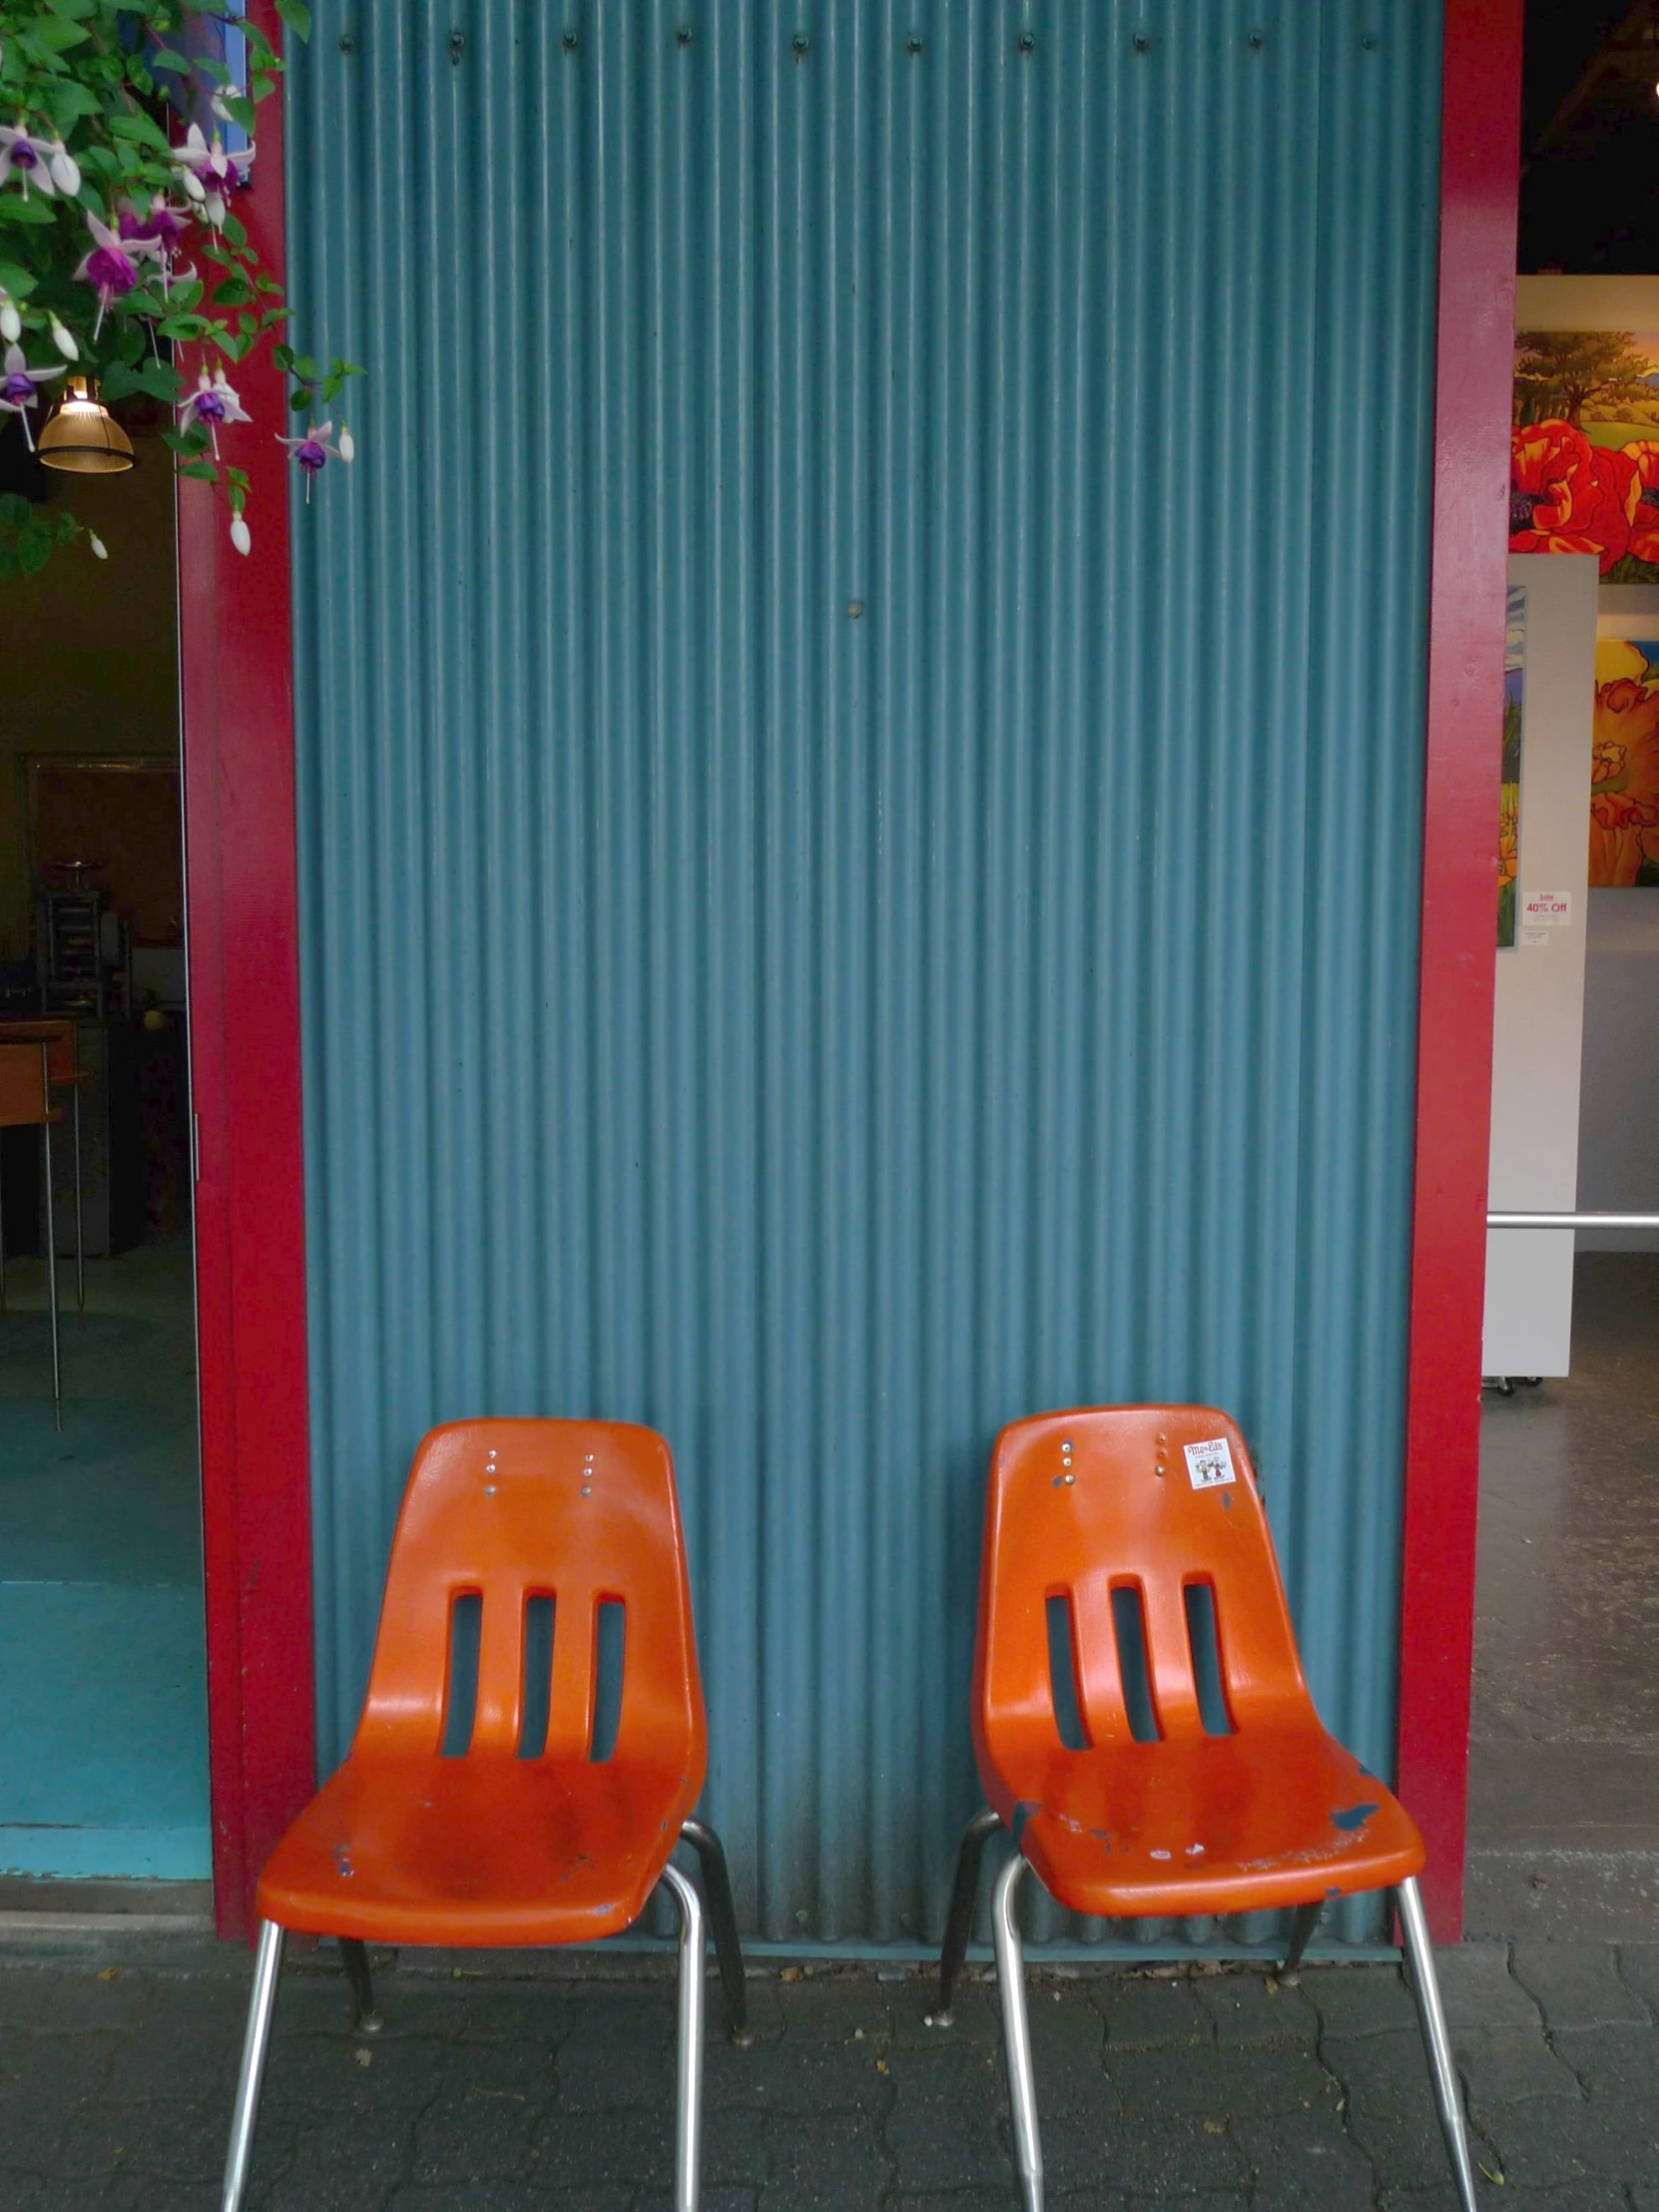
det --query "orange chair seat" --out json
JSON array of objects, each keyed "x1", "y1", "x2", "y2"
[
  {"x1": 258, "y1": 1750, "x2": 699, "y2": 1945},
  {"x1": 987, "y1": 1724, "x2": 1423, "y2": 1921}
]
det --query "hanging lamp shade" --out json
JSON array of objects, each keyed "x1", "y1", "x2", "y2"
[{"x1": 38, "y1": 377, "x2": 134, "y2": 474}]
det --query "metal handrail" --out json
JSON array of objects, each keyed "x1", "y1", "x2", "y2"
[{"x1": 1487, "y1": 1212, "x2": 1659, "y2": 1229}]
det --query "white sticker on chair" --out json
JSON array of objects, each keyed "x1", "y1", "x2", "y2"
[{"x1": 1184, "y1": 1437, "x2": 1237, "y2": 1490}]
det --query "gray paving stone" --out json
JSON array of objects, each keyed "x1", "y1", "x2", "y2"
[
  {"x1": 551, "y1": 2029, "x2": 674, "y2": 2109},
  {"x1": 1481, "y1": 2086, "x2": 1659, "y2": 2187},
  {"x1": 386, "y1": 2190, "x2": 631, "y2": 2212},
  {"x1": 0, "y1": 1965, "x2": 161, "y2": 2034},
  {"x1": 1617, "y1": 1940, "x2": 1659, "y2": 2015},
  {"x1": 50, "y1": 2094, "x2": 228, "y2": 2187},
  {"x1": 1232, "y1": 2104, "x2": 1374, "y2": 2209},
  {"x1": 1421, "y1": 1941, "x2": 1539, "y2": 2030},
  {"x1": 1097, "y1": 1975, "x2": 1214, "y2": 2049},
  {"x1": 6, "y1": 2182, "x2": 146, "y2": 2212},
  {"x1": 882, "y1": 2047, "x2": 1012, "y2": 2189},
  {"x1": 1300, "y1": 1960, "x2": 1419, "y2": 2037},
  {"x1": 256, "y1": 2105, "x2": 413, "y2": 2210},
  {"x1": 1041, "y1": 2111, "x2": 1249, "y2": 2195},
  {"x1": 1509, "y1": 1940, "x2": 1652, "y2": 2027},
  {"x1": 1193, "y1": 1968, "x2": 1321, "y2": 2048},
  {"x1": 409, "y1": 2086, "x2": 548, "y2": 2182},
  {"x1": 775, "y1": 1972, "x2": 893, "y2": 2043},
  {"x1": 761, "y1": 2107, "x2": 890, "y2": 2193},
  {"x1": 1104, "y1": 2044, "x2": 1340, "y2": 2121},
  {"x1": 1378, "y1": 2188, "x2": 1625, "y2": 2211},
  {"x1": 1451, "y1": 2023, "x2": 1585, "y2": 2109},
  {"x1": 1551, "y1": 2019, "x2": 1659, "y2": 2092}
]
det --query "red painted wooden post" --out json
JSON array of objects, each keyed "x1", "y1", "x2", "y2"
[
  {"x1": 177, "y1": 0, "x2": 314, "y2": 1940},
  {"x1": 1396, "y1": 0, "x2": 1524, "y2": 1941}
]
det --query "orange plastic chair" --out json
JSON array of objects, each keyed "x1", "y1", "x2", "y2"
[
  {"x1": 221, "y1": 1419, "x2": 750, "y2": 2212},
  {"x1": 0, "y1": 1039, "x2": 64, "y2": 1426},
  {"x1": 0, "y1": 1018, "x2": 88, "y2": 1311},
  {"x1": 935, "y1": 1405, "x2": 1477, "y2": 2212}
]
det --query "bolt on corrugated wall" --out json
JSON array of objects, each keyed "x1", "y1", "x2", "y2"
[{"x1": 287, "y1": 0, "x2": 1443, "y2": 1951}]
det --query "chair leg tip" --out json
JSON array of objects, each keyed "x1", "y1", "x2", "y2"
[
  {"x1": 354, "y1": 2009, "x2": 384, "y2": 2035},
  {"x1": 729, "y1": 2023, "x2": 756, "y2": 2050},
  {"x1": 924, "y1": 2006, "x2": 954, "y2": 2029}
]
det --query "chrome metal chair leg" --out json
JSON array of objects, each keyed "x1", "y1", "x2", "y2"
[
  {"x1": 41, "y1": 1106, "x2": 60, "y2": 1431},
  {"x1": 991, "y1": 1850, "x2": 1043, "y2": 2212},
  {"x1": 1396, "y1": 1878, "x2": 1478, "y2": 2212},
  {"x1": 661, "y1": 1861, "x2": 707, "y2": 2212},
  {"x1": 338, "y1": 1936, "x2": 383, "y2": 2032},
  {"x1": 936, "y1": 1807, "x2": 1001, "y2": 2022},
  {"x1": 681, "y1": 1817, "x2": 753, "y2": 2045},
  {"x1": 1279, "y1": 1900, "x2": 1323, "y2": 1983},
  {"x1": 71, "y1": 1082, "x2": 83, "y2": 1316},
  {"x1": 222, "y1": 1919, "x2": 284, "y2": 2212}
]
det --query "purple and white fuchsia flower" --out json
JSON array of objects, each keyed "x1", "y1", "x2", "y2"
[
  {"x1": 277, "y1": 419, "x2": 345, "y2": 500},
  {"x1": 179, "y1": 366, "x2": 251, "y2": 457},
  {"x1": 173, "y1": 124, "x2": 253, "y2": 230},
  {"x1": 0, "y1": 342, "x2": 65, "y2": 448},
  {"x1": 121, "y1": 196, "x2": 195, "y2": 291},
  {"x1": 0, "y1": 124, "x2": 79, "y2": 199},
  {"x1": 76, "y1": 214, "x2": 158, "y2": 336}
]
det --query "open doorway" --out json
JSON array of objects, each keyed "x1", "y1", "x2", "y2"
[{"x1": 0, "y1": 398, "x2": 209, "y2": 1913}]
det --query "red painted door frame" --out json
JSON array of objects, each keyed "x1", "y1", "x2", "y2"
[
  {"x1": 178, "y1": 0, "x2": 314, "y2": 1941},
  {"x1": 177, "y1": 0, "x2": 1519, "y2": 1944},
  {"x1": 1396, "y1": 0, "x2": 1525, "y2": 1940}
]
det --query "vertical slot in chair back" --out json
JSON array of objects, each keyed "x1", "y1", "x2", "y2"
[
  {"x1": 974, "y1": 1405, "x2": 1310, "y2": 1762},
  {"x1": 359, "y1": 1418, "x2": 705, "y2": 1773}
]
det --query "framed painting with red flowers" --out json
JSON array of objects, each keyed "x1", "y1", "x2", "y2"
[
  {"x1": 1591, "y1": 640, "x2": 1659, "y2": 886},
  {"x1": 1511, "y1": 331, "x2": 1659, "y2": 580}
]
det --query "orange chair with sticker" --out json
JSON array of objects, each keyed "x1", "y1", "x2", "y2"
[
  {"x1": 935, "y1": 1405, "x2": 1477, "y2": 2212},
  {"x1": 219, "y1": 1419, "x2": 749, "y2": 2212}
]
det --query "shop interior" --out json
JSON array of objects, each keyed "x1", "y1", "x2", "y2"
[
  {"x1": 0, "y1": 391, "x2": 208, "y2": 1911},
  {"x1": 1468, "y1": 5, "x2": 1659, "y2": 1941}
]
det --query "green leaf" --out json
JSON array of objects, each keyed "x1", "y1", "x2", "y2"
[
  {"x1": 222, "y1": 96, "x2": 257, "y2": 132},
  {"x1": 213, "y1": 275, "x2": 251, "y2": 307},
  {"x1": 274, "y1": 0, "x2": 312, "y2": 38},
  {"x1": 220, "y1": 213, "x2": 247, "y2": 251},
  {"x1": 179, "y1": 458, "x2": 219, "y2": 482},
  {"x1": 29, "y1": 18, "x2": 91, "y2": 54},
  {"x1": 0, "y1": 264, "x2": 38, "y2": 300},
  {"x1": 0, "y1": 493, "x2": 32, "y2": 530},
  {"x1": 17, "y1": 529, "x2": 54, "y2": 576},
  {"x1": 0, "y1": 195, "x2": 59, "y2": 227},
  {"x1": 288, "y1": 388, "x2": 309, "y2": 411}
]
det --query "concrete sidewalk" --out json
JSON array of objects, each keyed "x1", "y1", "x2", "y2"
[{"x1": 1, "y1": 1937, "x2": 1657, "y2": 2209}]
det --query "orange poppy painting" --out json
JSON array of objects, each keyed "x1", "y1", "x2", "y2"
[
  {"x1": 1591, "y1": 641, "x2": 1659, "y2": 888},
  {"x1": 1511, "y1": 330, "x2": 1659, "y2": 580}
]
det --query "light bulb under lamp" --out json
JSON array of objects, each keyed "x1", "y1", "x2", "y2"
[{"x1": 38, "y1": 377, "x2": 134, "y2": 475}]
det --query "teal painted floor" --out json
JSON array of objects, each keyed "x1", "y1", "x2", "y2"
[{"x1": 0, "y1": 1244, "x2": 210, "y2": 1879}]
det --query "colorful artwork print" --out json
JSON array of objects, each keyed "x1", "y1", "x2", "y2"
[
  {"x1": 1591, "y1": 640, "x2": 1659, "y2": 886},
  {"x1": 1500, "y1": 588, "x2": 1524, "y2": 947},
  {"x1": 1510, "y1": 331, "x2": 1659, "y2": 579}
]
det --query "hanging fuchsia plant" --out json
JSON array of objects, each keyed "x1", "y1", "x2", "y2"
[{"x1": 0, "y1": 1, "x2": 362, "y2": 579}]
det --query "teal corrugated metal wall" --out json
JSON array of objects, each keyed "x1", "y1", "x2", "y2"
[{"x1": 287, "y1": 0, "x2": 1443, "y2": 1949}]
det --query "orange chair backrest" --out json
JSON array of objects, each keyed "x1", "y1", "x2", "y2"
[
  {"x1": 0, "y1": 1042, "x2": 50, "y2": 1130},
  {"x1": 974, "y1": 1405, "x2": 1313, "y2": 1769},
  {"x1": 0, "y1": 1020, "x2": 76, "y2": 1084},
  {"x1": 355, "y1": 1418, "x2": 707, "y2": 1783}
]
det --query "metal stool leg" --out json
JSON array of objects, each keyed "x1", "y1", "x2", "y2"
[
  {"x1": 222, "y1": 1919, "x2": 285, "y2": 2212},
  {"x1": 660, "y1": 1862, "x2": 707, "y2": 2212},
  {"x1": 991, "y1": 1851, "x2": 1043, "y2": 2212},
  {"x1": 71, "y1": 1083, "x2": 83, "y2": 1316},
  {"x1": 935, "y1": 1807, "x2": 1001, "y2": 2022},
  {"x1": 339, "y1": 1937, "x2": 383, "y2": 2032},
  {"x1": 681, "y1": 1818, "x2": 753, "y2": 2045},
  {"x1": 1396, "y1": 1879, "x2": 1478, "y2": 2212},
  {"x1": 1278, "y1": 1900, "x2": 1323, "y2": 1983},
  {"x1": 41, "y1": 1109, "x2": 60, "y2": 1431}
]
